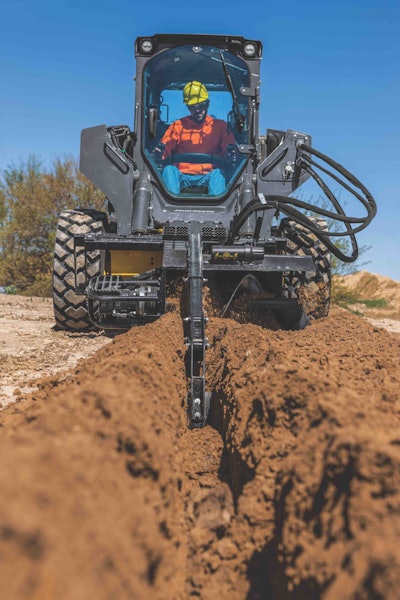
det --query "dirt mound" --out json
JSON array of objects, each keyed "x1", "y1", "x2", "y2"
[
  {"x1": 341, "y1": 271, "x2": 400, "y2": 300},
  {"x1": 337, "y1": 271, "x2": 400, "y2": 322},
  {"x1": 1, "y1": 304, "x2": 400, "y2": 599}
]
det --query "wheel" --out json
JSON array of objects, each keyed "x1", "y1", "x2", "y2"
[
  {"x1": 280, "y1": 217, "x2": 332, "y2": 322},
  {"x1": 53, "y1": 209, "x2": 105, "y2": 331}
]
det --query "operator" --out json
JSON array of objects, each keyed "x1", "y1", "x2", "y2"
[{"x1": 159, "y1": 81, "x2": 236, "y2": 195}]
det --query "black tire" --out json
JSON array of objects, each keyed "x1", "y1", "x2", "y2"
[
  {"x1": 281, "y1": 217, "x2": 332, "y2": 321},
  {"x1": 53, "y1": 209, "x2": 105, "y2": 331}
]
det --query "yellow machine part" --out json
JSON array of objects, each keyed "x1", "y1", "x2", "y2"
[{"x1": 107, "y1": 250, "x2": 163, "y2": 276}]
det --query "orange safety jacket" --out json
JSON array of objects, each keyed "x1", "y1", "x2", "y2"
[{"x1": 161, "y1": 115, "x2": 235, "y2": 174}]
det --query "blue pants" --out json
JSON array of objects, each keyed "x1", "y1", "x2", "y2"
[{"x1": 162, "y1": 165, "x2": 225, "y2": 196}]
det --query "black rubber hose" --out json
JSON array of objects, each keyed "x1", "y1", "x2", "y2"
[
  {"x1": 228, "y1": 143, "x2": 377, "y2": 263},
  {"x1": 228, "y1": 200, "x2": 358, "y2": 262},
  {"x1": 301, "y1": 144, "x2": 377, "y2": 216}
]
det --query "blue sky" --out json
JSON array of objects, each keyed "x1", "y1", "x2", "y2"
[{"x1": 1, "y1": 0, "x2": 399, "y2": 279}]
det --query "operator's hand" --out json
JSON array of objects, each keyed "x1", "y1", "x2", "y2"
[{"x1": 152, "y1": 143, "x2": 165, "y2": 163}]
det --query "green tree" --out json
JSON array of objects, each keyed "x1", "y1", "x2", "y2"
[
  {"x1": 0, "y1": 156, "x2": 106, "y2": 296},
  {"x1": 307, "y1": 194, "x2": 371, "y2": 276}
]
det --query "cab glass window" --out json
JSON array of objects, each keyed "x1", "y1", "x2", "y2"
[{"x1": 142, "y1": 45, "x2": 251, "y2": 199}]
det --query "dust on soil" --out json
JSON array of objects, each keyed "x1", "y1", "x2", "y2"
[
  {"x1": 1, "y1": 276, "x2": 400, "y2": 599},
  {"x1": 0, "y1": 294, "x2": 110, "y2": 407}
]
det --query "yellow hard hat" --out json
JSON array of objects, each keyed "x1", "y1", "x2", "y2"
[{"x1": 183, "y1": 81, "x2": 209, "y2": 105}]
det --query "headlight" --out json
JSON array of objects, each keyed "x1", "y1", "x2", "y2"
[
  {"x1": 140, "y1": 40, "x2": 154, "y2": 54},
  {"x1": 243, "y1": 42, "x2": 257, "y2": 58}
]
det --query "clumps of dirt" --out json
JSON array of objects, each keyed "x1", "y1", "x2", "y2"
[
  {"x1": 1, "y1": 304, "x2": 400, "y2": 599},
  {"x1": 0, "y1": 313, "x2": 189, "y2": 600},
  {"x1": 204, "y1": 308, "x2": 400, "y2": 598},
  {"x1": 297, "y1": 279, "x2": 330, "y2": 319},
  {"x1": 203, "y1": 284, "x2": 282, "y2": 330}
]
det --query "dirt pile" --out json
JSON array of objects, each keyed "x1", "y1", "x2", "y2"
[
  {"x1": 206, "y1": 309, "x2": 400, "y2": 598},
  {"x1": 1, "y1": 304, "x2": 400, "y2": 599},
  {"x1": 337, "y1": 271, "x2": 400, "y2": 324}
]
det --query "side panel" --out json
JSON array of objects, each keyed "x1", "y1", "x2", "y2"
[
  {"x1": 80, "y1": 125, "x2": 135, "y2": 235},
  {"x1": 256, "y1": 129, "x2": 312, "y2": 195}
]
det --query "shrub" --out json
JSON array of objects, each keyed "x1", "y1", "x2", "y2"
[{"x1": 0, "y1": 156, "x2": 106, "y2": 297}]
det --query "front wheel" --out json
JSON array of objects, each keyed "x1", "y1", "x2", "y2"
[
  {"x1": 53, "y1": 209, "x2": 105, "y2": 331},
  {"x1": 280, "y1": 217, "x2": 332, "y2": 322}
]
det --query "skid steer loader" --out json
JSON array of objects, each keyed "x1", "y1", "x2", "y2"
[{"x1": 53, "y1": 34, "x2": 376, "y2": 428}]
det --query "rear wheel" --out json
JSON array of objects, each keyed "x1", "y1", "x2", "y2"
[
  {"x1": 280, "y1": 217, "x2": 331, "y2": 324},
  {"x1": 53, "y1": 209, "x2": 105, "y2": 331}
]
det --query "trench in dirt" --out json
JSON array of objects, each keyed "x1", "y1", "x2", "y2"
[{"x1": 1, "y1": 308, "x2": 400, "y2": 599}]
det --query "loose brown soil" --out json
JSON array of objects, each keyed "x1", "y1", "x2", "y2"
[{"x1": 1, "y1": 278, "x2": 400, "y2": 599}]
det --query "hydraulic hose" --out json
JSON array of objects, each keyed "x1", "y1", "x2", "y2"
[{"x1": 228, "y1": 143, "x2": 377, "y2": 263}]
